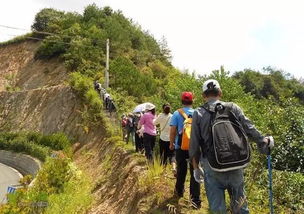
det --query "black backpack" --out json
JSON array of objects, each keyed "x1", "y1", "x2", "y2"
[{"x1": 203, "y1": 102, "x2": 250, "y2": 172}]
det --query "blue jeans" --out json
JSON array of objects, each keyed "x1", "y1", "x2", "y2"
[{"x1": 201, "y1": 158, "x2": 249, "y2": 214}]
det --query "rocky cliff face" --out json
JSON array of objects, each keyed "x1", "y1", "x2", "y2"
[
  {"x1": 0, "y1": 41, "x2": 67, "y2": 92},
  {"x1": 0, "y1": 40, "x2": 89, "y2": 142},
  {"x1": 0, "y1": 40, "x2": 145, "y2": 214},
  {"x1": 0, "y1": 85, "x2": 83, "y2": 138}
]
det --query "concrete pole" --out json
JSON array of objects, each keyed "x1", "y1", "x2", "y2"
[{"x1": 105, "y1": 39, "x2": 110, "y2": 89}]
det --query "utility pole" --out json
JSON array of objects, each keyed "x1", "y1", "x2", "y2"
[{"x1": 105, "y1": 39, "x2": 110, "y2": 89}]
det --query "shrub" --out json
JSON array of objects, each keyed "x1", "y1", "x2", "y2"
[
  {"x1": 35, "y1": 35, "x2": 69, "y2": 58},
  {"x1": 69, "y1": 72, "x2": 92, "y2": 94},
  {"x1": 32, "y1": 8, "x2": 64, "y2": 32},
  {"x1": 33, "y1": 157, "x2": 72, "y2": 194},
  {"x1": 0, "y1": 133, "x2": 50, "y2": 161},
  {"x1": 39, "y1": 132, "x2": 71, "y2": 151},
  {"x1": 1, "y1": 156, "x2": 91, "y2": 214},
  {"x1": 0, "y1": 132, "x2": 72, "y2": 161}
]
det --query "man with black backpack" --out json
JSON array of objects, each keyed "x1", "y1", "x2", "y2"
[
  {"x1": 189, "y1": 79, "x2": 274, "y2": 214},
  {"x1": 169, "y1": 92, "x2": 201, "y2": 209}
]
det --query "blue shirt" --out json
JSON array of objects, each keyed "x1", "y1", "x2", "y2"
[{"x1": 170, "y1": 107, "x2": 194, "y2": 149}]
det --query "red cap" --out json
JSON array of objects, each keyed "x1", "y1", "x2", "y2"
[{"x1": 181, "y1": 92, "x2": 193, "y2": 102}]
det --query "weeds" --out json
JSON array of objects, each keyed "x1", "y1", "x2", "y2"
[
  {"x1": 0, "y1": 33, "x2": 33, "y2": 47},
  {"x1": 0, "y1": 143, "x2": 92, "y2": 214},
  {"x1": 0, "y1": 132, "x2": 72, "y2": 161}
]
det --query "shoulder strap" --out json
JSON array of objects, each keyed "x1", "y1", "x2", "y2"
[
  {"x1": 222, "y1": 102, "x2": 233, "y2": 112},
  {"x1": 223, "y1": 102, "x2": 241, "y2": 124},
  {"x1": 160, "y1": 115, "x2": 170, "y2": 132},
  {"x1": 177, "y1": 109, "x2": 188, "y2": 120}
]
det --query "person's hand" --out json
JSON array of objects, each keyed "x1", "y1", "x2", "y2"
[
  {"x1": 264, "y1": 136, "x2": 274, "y2": 149},
  {"x1": 193, "y1": 167, "x2": 204, "y2": 183},
  {"x1": 169, "y1": 143, "x2": 175, "y2": 150}
]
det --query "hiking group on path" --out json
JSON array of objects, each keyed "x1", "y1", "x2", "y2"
[
  {"x1": 94, "y1": 81, "x2": 116, "y2": 114},
  {"x1": 96, "y1": 79, "x2": 275, "y2": 214}
]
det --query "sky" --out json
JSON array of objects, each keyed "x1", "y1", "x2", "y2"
[{"x1": 0, "y1": 0, "x2": 304, "y2": 78}]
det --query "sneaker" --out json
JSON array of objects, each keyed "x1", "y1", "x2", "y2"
[{"x1": 191, "y1": 200, "x2": 201, "y2": 210}]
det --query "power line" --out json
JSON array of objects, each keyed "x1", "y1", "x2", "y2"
[
  {"x1": 0, "y1": 24, "x2": 29, "y2": 31},
  {"x1": 1, "y1": 32, "x2": 103, "y2": 49},
  {"x1": 0, "y1": 24, "x2": 65, "y2": 37},
  {"x1": 0, "y1": 24, "x2": 108, "y2": 49}
]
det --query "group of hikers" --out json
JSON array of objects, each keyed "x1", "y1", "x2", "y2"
[
  {"x1": 120, "y1": 79, "x2": 274, "y2": 213},
  {"x1": 121, "y1": 103, "x2": 174, "y2": 165},
  {"x1": 94, "y1": 81, "x2": 116, "y2": 114}
]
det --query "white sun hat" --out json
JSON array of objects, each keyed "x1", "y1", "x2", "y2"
[
  {"x1": 145, "y1": 103, "x2": 156, "y2": 111},
  {"x1": 202, "y1": 79, "x2": 221, "y2": 93}
]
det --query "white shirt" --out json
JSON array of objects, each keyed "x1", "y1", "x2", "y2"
[
  {"x1": 97, "y1": 83, "x2": 102, "y2": 90},
  {"x1": 104, "y1": 93, "x2": 110, "y2": 100},
  {"x1": 153, "y1": 113, "x2": 172, "y2": 141}
]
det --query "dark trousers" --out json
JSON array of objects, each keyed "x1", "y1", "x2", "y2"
[
  {"x1": 122, "y1": 127, "x2": 127, "y2": 141},
  {"x1": 135, "y1": 132, "x2": 143, "y2": 152},
  {"x1": 126, "y1": 128, "x2": 134, "y2": 144},
  {"x1": 175, "y1": 149, "x2": 201, "y2": 205},
  {"x1": 143, "y1": 133, "x2": 156, "y2": 161},
  {"x1": 159, "y1": 139, "x2": 173, "y2": 165}
]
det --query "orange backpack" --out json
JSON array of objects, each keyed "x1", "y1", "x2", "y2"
[{"x1": 177, "y1": 109, "x2": 192, "y2": 150}]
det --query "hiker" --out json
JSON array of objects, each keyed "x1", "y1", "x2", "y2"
[
  {"x1": 94, "y1": 81, "x2": 102, "y2": 93},
  {"x1": 100, "y1": 87, "x2": 106, "y2": 99},
  {"x1": 154, "y1": 104, "x2": 173, "y2": 165},
  {"x1": 121, "y1": 114, "x2": 128, "y2": 141},
  {"x1": 108, "y1": 99, "x2": 116, "y2": 115},
  {"x1": 138, "y1": 103, "x2": 157, "y2": 161},
  {"x1": 126, "y1": 113, "x2": 135, "y2": 144},
  {"x1": 94, "y1": 80, "x2": 99, "y2": 91},
  {"x1": 104, "y1": 93, "x2": 110, "y2": 109},
  {"x1": 134, "y1": 112, "x2": 144, "y2": 152},
  {"x1": 189, "y1": 79, "x2": 275, "y2": 214},
  {"x1": 169, "y1": 92, "x2": 201, "y2": 209}
]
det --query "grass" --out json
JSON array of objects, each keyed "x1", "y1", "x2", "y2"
[
  {"x1": 0, "y1": 33, "x2": 34, "y2": 47},
  {"x1": 45, "y1": 173, "x2": 93, "y2": 214},
  {"x1": 0, "y1": 132, "x2": 73, "y2": 161},
  {"x1": 0, "y1": 142, "x2": 92, "y2": 214}
]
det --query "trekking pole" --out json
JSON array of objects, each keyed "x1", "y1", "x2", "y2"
[{"x1": 267, "y1": 136, "x2": 274, "y2": 214}]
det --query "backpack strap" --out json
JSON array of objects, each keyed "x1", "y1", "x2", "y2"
[
  {"x1": 160, "y1": 115, "x2": 171, "y2": 133},
  {"x1": 223, "y1": 102, "x2": 242, "y2": 126},
  {"x1": 177, "y1": 109, "x2": 188, "y2": 120},
  {"x1": 222, "y1": 102, "x2": 233, "y2": 113}
]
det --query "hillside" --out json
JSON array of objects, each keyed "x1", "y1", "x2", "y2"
[
  {"x1": 0, "y1": 41, "x2": 84, "y2": 141},
  {"x1": 0, "y1": 41, "x2": 67, "y2": 92},
  {"x1": 0, "y1": 39, "x2": 167, "y2": 214},
  {"x1": 0, "y1": 4, "x2": 303, "y2": 214}
]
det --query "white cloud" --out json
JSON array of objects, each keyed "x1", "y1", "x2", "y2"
[{"x1": 1, "y1": 0, "x2": 304, "y2": 78}]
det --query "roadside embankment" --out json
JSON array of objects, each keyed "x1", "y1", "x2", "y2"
[{"x1": 0, "y1": 150, "x2": 41, "y2": 176}]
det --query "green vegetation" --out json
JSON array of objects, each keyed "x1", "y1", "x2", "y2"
[
  {"x1": 31, "y1": 4, "x2": 304, "y2": 212},
  {"x1": 0, "y1": 132, "x2": 70, "y2": 161},
  {"x1": 2, "y1": 3, "x2": 303, "y2": 213},
  {"x1": 0, "y1": 132, "x2": 92, "y2": 214},
  {"x1": 0, "y1": 156, "x2": 92, "y2": 214},
  {"x1": 0, "y1": 33, "x2": 34, "y2": 47},
  {"x1": 233, "y1": 67, "x2": 304, "y2": 102}
]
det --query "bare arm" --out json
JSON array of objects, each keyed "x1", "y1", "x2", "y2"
[
  {"x1": 138, "y1": 116, "x2": 143, "y2": 130},
  {"x1": 153, "y1": 114, "x2": 160, "y2": 126},
  {"x1": 192, "y1": 158, "x2": 199, "y2": 169},
  {"x1": 169, "y1": 126, "x2": 177, "y2": 150}
]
